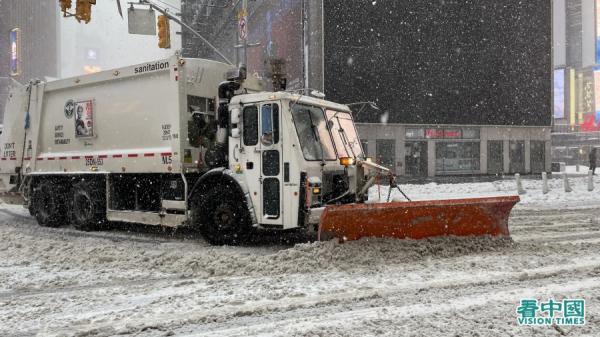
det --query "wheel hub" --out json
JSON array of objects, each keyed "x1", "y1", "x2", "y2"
[
  {"x1": 214, "y1": 204, "x2": 235, "y2": 229},
  {"x1": 75, "y1": 194, "x2": 93, "y2": 220}
]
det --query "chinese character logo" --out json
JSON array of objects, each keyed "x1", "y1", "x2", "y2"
[{"x1": 517, "y1": 298, "x2": 585, "y2": 326}]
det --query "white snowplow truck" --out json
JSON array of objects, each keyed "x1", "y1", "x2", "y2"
[
  {"x1": 0, "y1": 55, "x2": 371, "y2": 244},
  {"x1": 0, "y1": 55, "x2": 519, "y2": 245}
]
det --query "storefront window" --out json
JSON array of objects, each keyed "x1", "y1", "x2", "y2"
[
  {"x1": 435, "y1": 142, "x2": 480, "y2": 173},
  {"x1": 530, "y1": 141, "x2": 546, "y2": 173},
  {"x1": 376, "y1": 139, "x2": 396, "y2": 171}
]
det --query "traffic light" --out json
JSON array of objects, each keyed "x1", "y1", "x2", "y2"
[
  {"x1": 59, "y1": 0, "x2": 72, "y2": 16},
  {"x1": 75, "y1": 0, "x2": 93, "y2": 24},
  {"x1": 157, "y1": 15, "x2": 171, "y2": 49}
]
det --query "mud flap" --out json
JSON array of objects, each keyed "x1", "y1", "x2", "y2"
[
  {"x1": 318, "y1": 196, "x2": 519, "y2": 241},
  {"x1": 0, "y1": 192, "x2": 25, "y2": 205}
]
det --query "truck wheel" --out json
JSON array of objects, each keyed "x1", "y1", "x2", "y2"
[
  {"x1": 194, "y1": 188, "x2": 252, "y2": 245},
  {"x1": 31, "y1": 180, "x2": 67, "y2": 227},
  {"x1": 72, "y1": 180, "x2": 106, "y2": 231}
]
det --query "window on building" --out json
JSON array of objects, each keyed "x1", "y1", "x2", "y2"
[
  {"x1": 487, "y1": 141, "x2": 504, "y2": 174},
  {"x1": 435, "y1": 142, "x2": 480, "y2": 174},
  {"x1": 530, "y1": 141, "x2": 546, "y2": 173},
  {"x1": 509, "y1": 140, "x2": 526, "y2": 173},
  {"x1": 405, "y1": 141, "x2": 428, "y2": 176},
  {"x1": 376, "y1": 139, "x2": 396, "y2": 171}
]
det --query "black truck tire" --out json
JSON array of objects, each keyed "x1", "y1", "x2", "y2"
[
  {"x1": 31, "y1": 180, "x2": 67, "y2": 227},
  {"x1": 72, "y1": 179, "x2": 107, "y2": 231},
  {"x1": 193, "y1": 187, "x2": 252, "y2": 245}
]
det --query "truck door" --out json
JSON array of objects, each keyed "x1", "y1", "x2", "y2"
[{"x1": 242, "y1": 102, "x2": 283, "y2": 226}]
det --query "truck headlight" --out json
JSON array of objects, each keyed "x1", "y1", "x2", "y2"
[{"x1": 339, "y1": 157, "x2": 354, "y2": 167}]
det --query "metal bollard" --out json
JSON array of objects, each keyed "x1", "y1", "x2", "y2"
[
  {"x1": 576, "y1": 164, "x2": 580, "y2": 172},
  {"x1": 542, "y1": 172, "x2": 549, "y2": 194},
  {"x1": 563, "y1": 173, "x2": 572, "y2": 193},
  {"x1": 516, "y1": 173, "x2": 526, "y2": 195},
  {"x1": 588, "y1": 170, "x2": 594, "y2": 192}
]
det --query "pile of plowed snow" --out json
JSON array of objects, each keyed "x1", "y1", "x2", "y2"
[{"x1": 1, "y1": 220, "x2": 514, "y2": 286}]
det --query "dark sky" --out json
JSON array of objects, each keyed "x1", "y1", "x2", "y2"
[{"x1": 323, "y1": 0, "x2": 552, "y2": 126}]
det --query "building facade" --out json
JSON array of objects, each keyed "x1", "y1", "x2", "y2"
[
  {"x1": 357, "y1": 124, "x2": 550, "y2": 177},
  {"x1": 552, "y1": 0, "x2": 600, "y2": 165},
  {"x1": 325, "y1": 0, "x2": 552, "y2": 176}
]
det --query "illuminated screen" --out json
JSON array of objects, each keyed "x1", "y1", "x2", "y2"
[
  {"x1": 323, "y1": 0, "x2": 552, "y2": 126},
  {"x1": 554, "y1": 69, "x2": 565, "y2": 119},
  {"x1": 246, "y1": 0, "x2": 303, "y2": 89}
]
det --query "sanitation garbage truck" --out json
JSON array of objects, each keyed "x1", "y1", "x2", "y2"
[{"x1": 0, "y1": 55, "x2": 519, "y2": 244}]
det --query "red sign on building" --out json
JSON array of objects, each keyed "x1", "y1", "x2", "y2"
[{"x1": 425, "y1": 129, "x2": 462, "y2": 139}]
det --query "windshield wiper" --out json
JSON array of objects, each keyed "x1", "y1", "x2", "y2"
[{"x1": 337, "y1": 125, "x2": 358, "y2": 160}]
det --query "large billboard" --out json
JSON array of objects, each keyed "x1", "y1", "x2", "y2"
[
  {"x1": 323, "y1": 0, "x2": 552, "y2": 126},
  {"x1": 245, "y1": 0, "x2": 303, "y2": 89},
  {"x1": 597, "y1": 0, "x2": 600, "y2": 63},
  {"x1": 577, "y1": 69, "x2": 595, "y2": 131},
  {"x1": 554, "y1": 69, "x2": 565, "y2": 119},
  {"x1": 182, "y1": 0, "x2": 305, "y2": 91}
]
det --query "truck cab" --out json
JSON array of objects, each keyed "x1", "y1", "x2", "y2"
[{"x1": 226, "y1": 92, "x2": 366, "y2": 233}]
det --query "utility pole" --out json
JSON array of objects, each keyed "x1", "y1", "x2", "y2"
[
  {"x1": 242, "y1": 0, "x2": 248, "y2": 66},
  {"x1": 235, "y1": 0, "x2": 260, "y2": 67}
]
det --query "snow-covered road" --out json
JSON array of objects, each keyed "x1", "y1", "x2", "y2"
[{"x1": 1, "y1": 178, "x2": 600, "y2": 336}]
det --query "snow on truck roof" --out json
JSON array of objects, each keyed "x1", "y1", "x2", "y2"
[{"x1": 232, "y1": 91, "x2": 351, "y2": 113}]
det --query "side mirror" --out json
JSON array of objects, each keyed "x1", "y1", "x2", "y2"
[
  {"x1": 231, "y1": 108, "x2": 240, "y2": 124},
  {"x1": 230, "y1": 108, "x2": 241, "y2": 138}
]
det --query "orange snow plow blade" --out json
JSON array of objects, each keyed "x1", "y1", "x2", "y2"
[{"x1": 318, "y1": 196, "x2": 519, "y2": 241}]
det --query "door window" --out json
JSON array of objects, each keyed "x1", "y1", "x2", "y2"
[
  {"x1": 263, "y1": 178, "x2": 280, "y2": 218},
  {"x1": 509, "y1": 141, "x2": 525, "y2": 173},
  {"x1": 243, "y1": 106, "x2": 258, "y2": 146},
  {"x1": 487, "y1": 141, "x2": 504, "y2": 174},
  {"x1": 405, "y1": 141, "x2": 428, "y2": 176},
  {"x1": 376, "y1": 139, "x2": 396, "y2": 171},
  {"x1": 261, "y1": 104, "x2": 279, "y2": 146},
  {"x1": 262, "y1": 150, "x2": 280, "y2": 176},
  {"x1": 530, "y1": 141, "x2": 546, "y2": 173}
]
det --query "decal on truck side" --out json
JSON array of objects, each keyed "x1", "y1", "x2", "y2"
[
  {"x1": 54, "y1": 125, "x2": 71, "y2": 145},
  {"x1": 3, "y1": 142, "x2": 16, "y2": 158},
  {"x1": 64, "y1": 100, "x2": 74, "y2": 119},
  {"x1": 85, "y1": 156, "x2": 104, "y2": 166},
  {"x1": 134, "y1": 61, "x2": 169, "y2": 74},
  {"x1": 162, "y1": 124, "x2": 172, "y2": 140},
  {"x1": 75, "y1": 100, "x2": 94, "y2": 138}
]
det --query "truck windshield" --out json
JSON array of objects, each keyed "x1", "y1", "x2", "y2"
[
  {"x1": 291, "y1": 104, "x2": 336, "y2": 161},
  {"x1": 326, "y1": 110, "x2": 364, "y2": 159}
]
